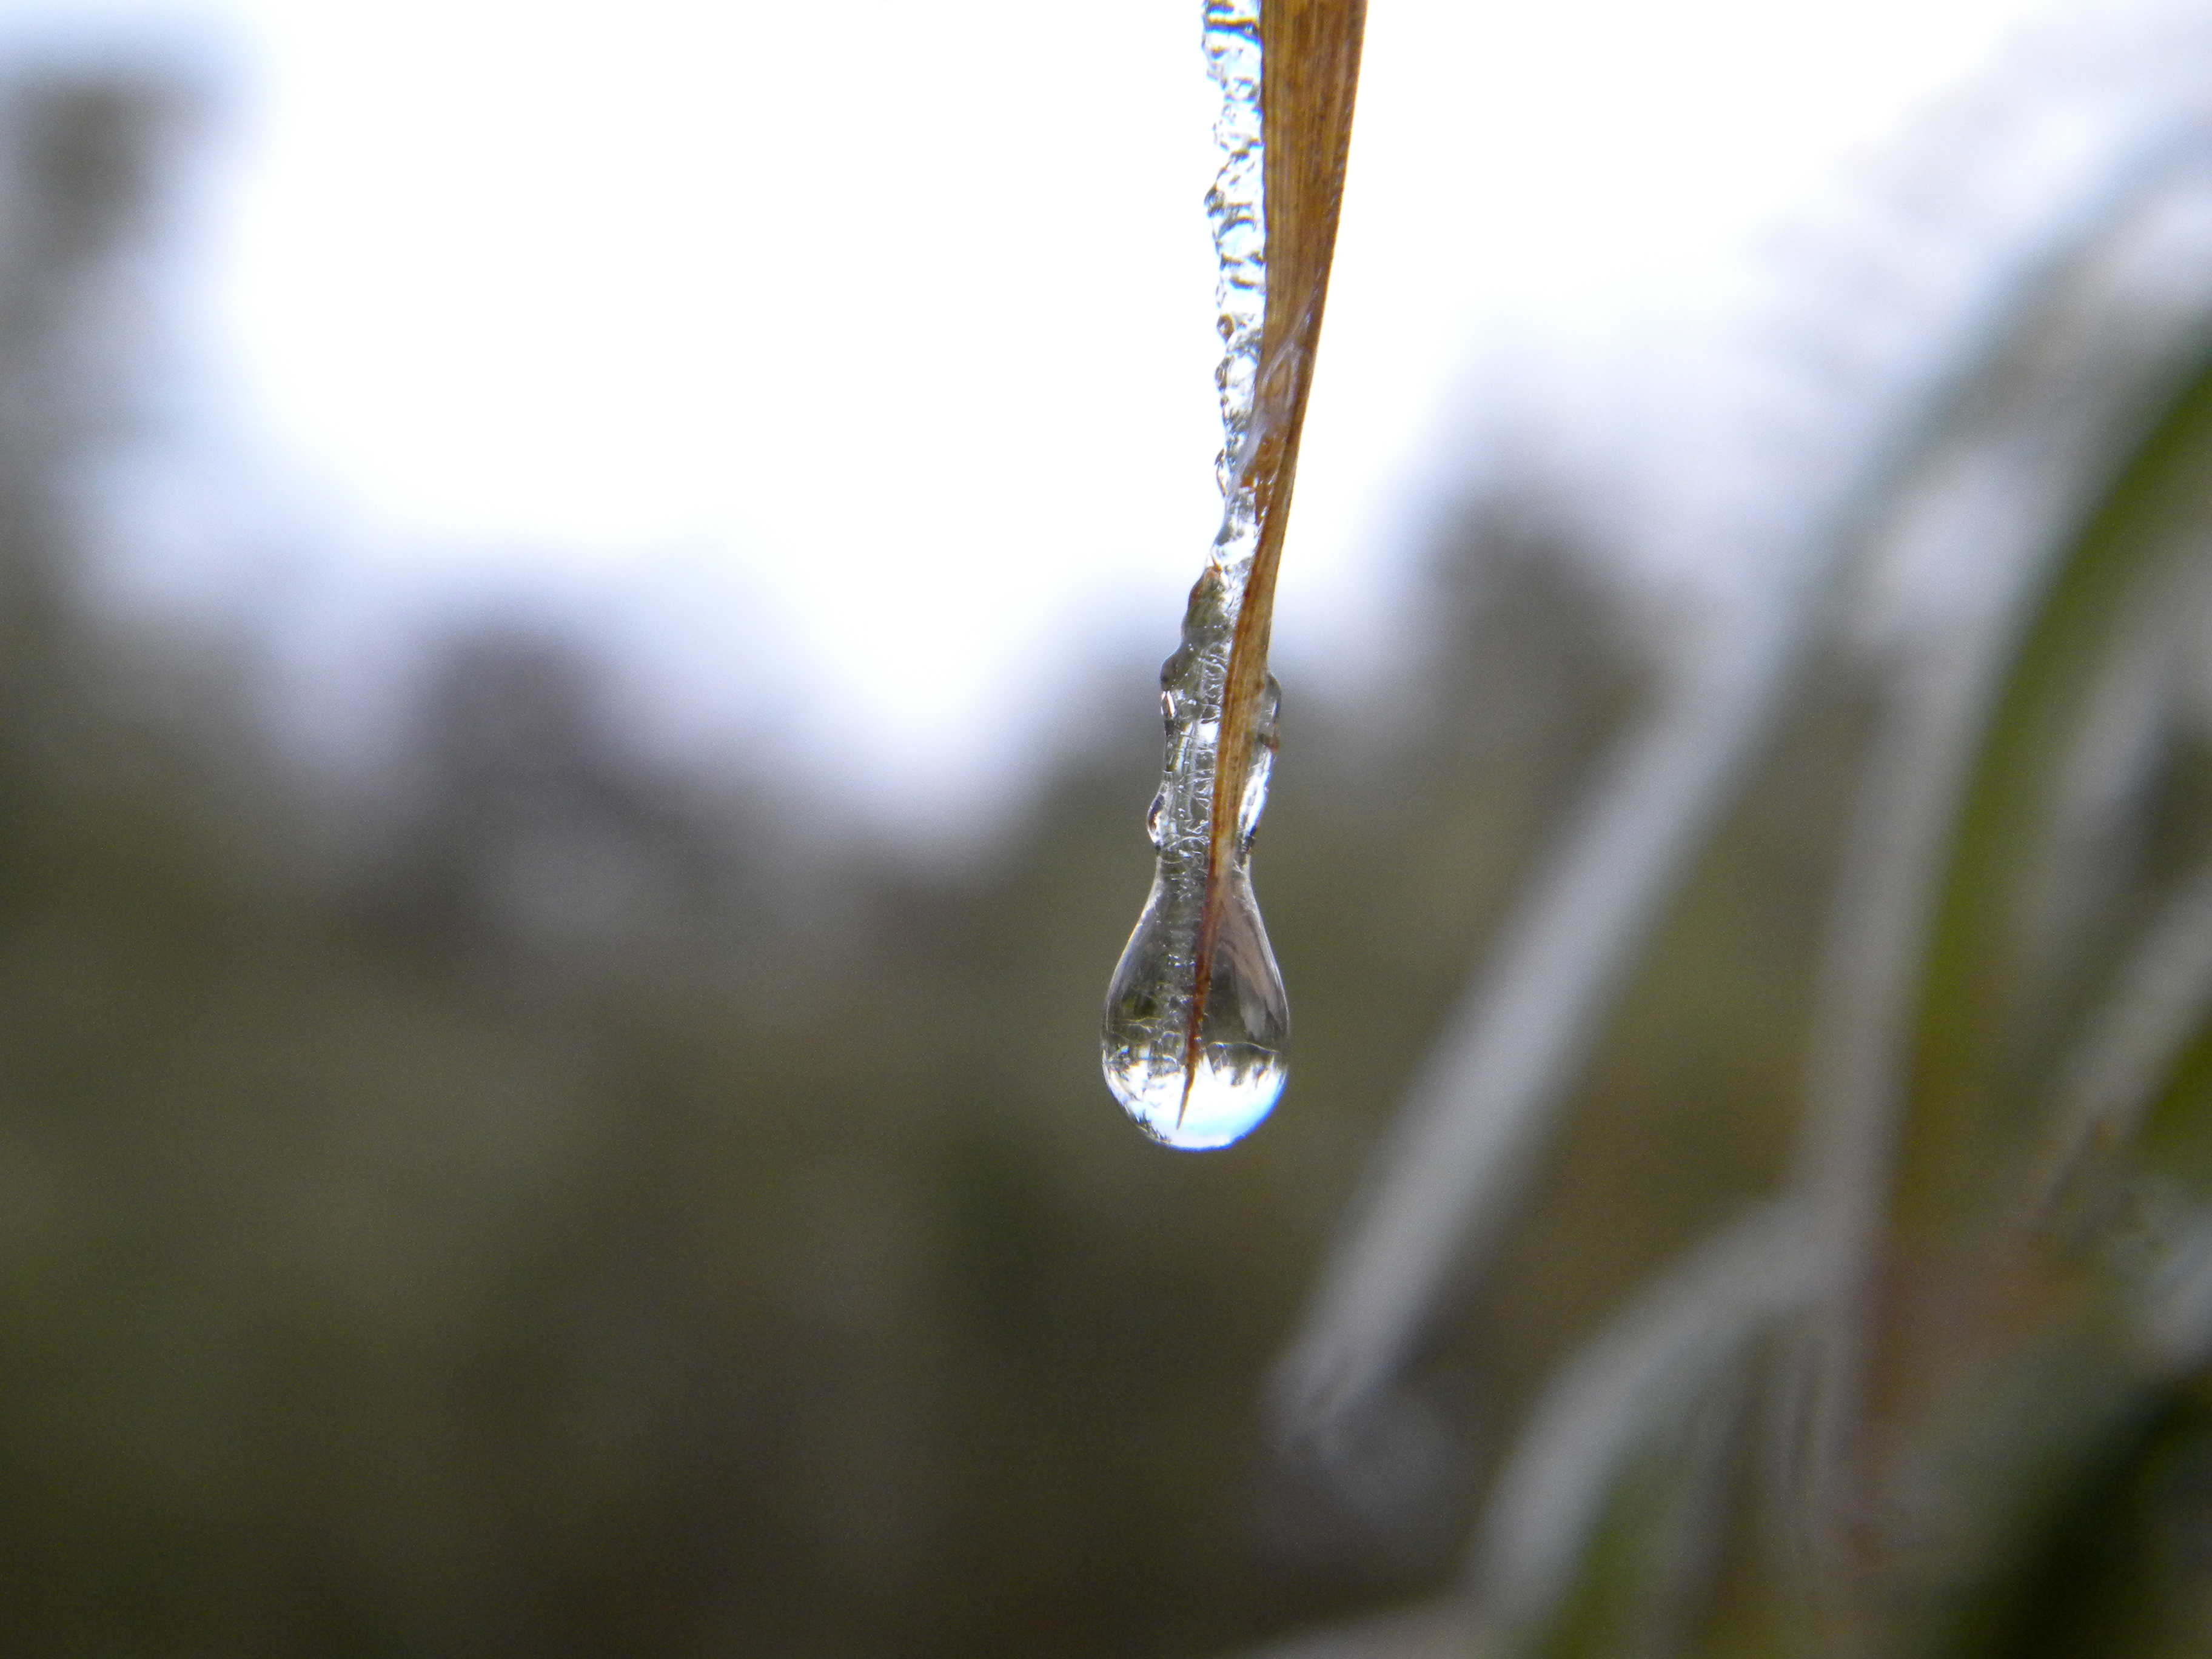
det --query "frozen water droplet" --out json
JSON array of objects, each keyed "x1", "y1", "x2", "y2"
[
  {"x1": 1103, "y1": 647, "x2": 1287, "y2": 1149},
  {"x1": 1101, "y1": 0, "x2": 1289, "y2": 1151},
  {"x1": 1104, "y1": 581, "x2": 1289, "y2": 1148}
]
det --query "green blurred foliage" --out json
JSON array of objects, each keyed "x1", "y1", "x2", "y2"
[{"x1": 1382, "y1": 152, "x2": 2212, "y2": 1659}]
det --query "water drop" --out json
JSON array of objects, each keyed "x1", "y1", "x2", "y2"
[
  {"x1": 1104, "y1": 633, "x2": 1287, "y2": 1148},
  {"x1": 1101, "y1": 0, "x2": 1289, "y2": 1151},
  {"x1": 1098, "y1": 0, "x2": 1381, "y2": 1148},
  {"x1": 1101, "y1": 551, "x2": 1290, "y2": 1150},
  {"x1": 1104, "y1": 850, "x2": 1288, "y2": 1149}
]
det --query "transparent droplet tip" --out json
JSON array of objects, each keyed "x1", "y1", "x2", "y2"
[{"x1": 1104, "y1": 1041, "x2": 1287, "y2": 1151}]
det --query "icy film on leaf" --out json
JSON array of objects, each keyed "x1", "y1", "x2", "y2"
[{"x1": 1102, "y1": 0, "x2": 1365, "y2": 1150}]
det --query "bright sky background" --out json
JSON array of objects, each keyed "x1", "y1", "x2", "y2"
[{"x1": 0, "y1": 0, "x2": 2090, "y2": 836}]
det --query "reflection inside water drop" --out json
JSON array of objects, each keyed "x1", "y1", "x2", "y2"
[
  {"x1": 1102, "y1": 856, "x2": 1288, "y2": 1150},
  {"x1": 1106, "y1": 1041, "x2": 1288, "y2": 1151}
]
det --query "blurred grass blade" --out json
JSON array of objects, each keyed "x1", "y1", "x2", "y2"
[
  {"x1": 2034, "y1": 859, "x2": 2212, "y2": 1216},
  {"x1": 1273, "y1": 148, "x2": 2212, "y2": 1449},
  {"x1": 2008, "y1": 581, "x2": 2186, "y2": 1007},
  {"x1": 1466, "y1": 1203, "x2": 1817, "y2": 1651},
  {"x1": 2121, "y1": 1191, "x2": 2212, "y2": 1370},
  {"x1": 1788, "y1": 159, "x2": 2212, "y2": 1539},
  {"x1": 1207, "y1": 1599, "x2": 1482, "y2": 1659},
  {"x1": 1786, "y1": 594, "x2": 2032, "y2": 1587},
  {"x1": 1764, "y1": 173, "x2": 2212, "y2": 1654},
  {"x1": 1270, "y1": 626, "x2": 1824, "y2": 1435}
]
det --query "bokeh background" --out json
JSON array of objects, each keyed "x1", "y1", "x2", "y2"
[{"x1": 4, "y1": 2, "x2": 2212, "y2": 1655}]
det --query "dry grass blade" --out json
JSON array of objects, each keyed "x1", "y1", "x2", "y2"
[
  {"x1": 1241, "y1": 0, "x2": 1365, "y2": 638},
  {"x1": 1185, "y1": 0, "x2": 1366, "y2": 1113}
]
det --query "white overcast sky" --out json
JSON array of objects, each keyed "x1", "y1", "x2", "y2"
[{"x1": 0, "y1": 0, "x2": 2102, "y2": 833}]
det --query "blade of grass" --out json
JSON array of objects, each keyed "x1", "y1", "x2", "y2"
[
  {"x1": 1183, "y1": 0, "x2": 1366, "y2": 1118},
  {"x1": 1786, "y1": 163, "x2": 2212, "y2": 1616}
]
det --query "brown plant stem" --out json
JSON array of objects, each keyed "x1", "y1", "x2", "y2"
[{"x1": 1181, "y1": 0, "x2": 1366, "y2": 1121}]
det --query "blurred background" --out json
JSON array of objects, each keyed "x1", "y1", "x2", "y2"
[{"x1": 5, "y1": 1, "x2": 2212, "y2": 1655}]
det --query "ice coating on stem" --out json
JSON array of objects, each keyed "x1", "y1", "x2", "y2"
[
  {"x1": 1205, "y1": 0, "x2": 1266, "y2": 502},
  {"x1": 1102, "y1": 566, "x2": 1287, "y2": 1149},
  {"x1": 1102, "y1": 0, "x2": 1289, "y2": 1151}
]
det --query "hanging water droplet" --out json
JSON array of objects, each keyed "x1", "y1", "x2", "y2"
[
  {"x1": 1100, "y1": 0, "x2": 1289, "y2": 1151},
  {"x1": 1100, "y1": 0, "x2": 1384, "y2": 1149},
  {"x1": 1102, "y1": 569, "x2": 1290, "y2": 1147},
  {"x1": 1103, "y1": 853, "x2": 1289, "y2": 1150},
  {"x1": 1104, "y1": 624, "x2": 1287, "y2": 1148}
]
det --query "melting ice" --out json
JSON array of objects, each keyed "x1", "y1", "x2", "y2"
[{"x1": 1101, "y1": 0, "x2": 1290, "y2": 1151}]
